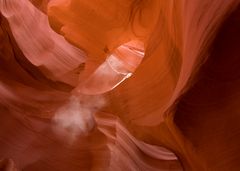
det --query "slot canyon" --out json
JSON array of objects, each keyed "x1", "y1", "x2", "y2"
[{"x1": 0, "y1": 0, "x2": 240, "y2": 170}]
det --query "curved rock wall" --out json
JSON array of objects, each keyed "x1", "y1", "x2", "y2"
[{"x1": 0, "y1": 0, "x2": 240, "y2": 170}]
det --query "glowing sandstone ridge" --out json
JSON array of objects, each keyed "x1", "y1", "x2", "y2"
[{"x1": 1, "y1": 0, "x2": 240, "y2": 171}]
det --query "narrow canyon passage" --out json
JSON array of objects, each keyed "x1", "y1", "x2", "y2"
[{"x1": 0, "y1": 0, "x2": 240, "y2": 171}]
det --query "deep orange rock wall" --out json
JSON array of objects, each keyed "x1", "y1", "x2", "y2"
[{"x1": 0, "y1": 0, "x2": 240, "y2": 170}]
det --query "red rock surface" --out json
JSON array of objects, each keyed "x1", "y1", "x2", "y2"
[{"x1": 0, "y1": 0, "x2": 240, "y2": 170}]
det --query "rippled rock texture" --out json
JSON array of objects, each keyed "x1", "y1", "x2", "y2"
[{"x1": 0, "y1": 0, "x2": 240, "y2": 170}]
